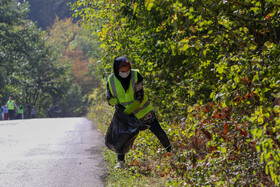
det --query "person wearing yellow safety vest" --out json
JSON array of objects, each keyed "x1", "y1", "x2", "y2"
[
  {"x1": 6, "y1": 96, "x2": 17, "y2": 120},
  {"x1": 17, "y1": 102, "x2": 24, "y2": 119},
  {"x1": 106, "y1": 57, "x2": 172, "y2": 169}
]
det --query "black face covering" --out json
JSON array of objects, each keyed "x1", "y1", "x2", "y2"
[{"x1": 113, "y1": 57, "x2": 131, "y2": 91}]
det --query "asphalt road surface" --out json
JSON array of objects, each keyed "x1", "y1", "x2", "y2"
[{"x1": 0, "y1": 118, "x2": 106, "y2": 187}]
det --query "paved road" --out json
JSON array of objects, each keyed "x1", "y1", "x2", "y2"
[{"x1": 0, "y1": 118, "x2": 106, "y2": 187}]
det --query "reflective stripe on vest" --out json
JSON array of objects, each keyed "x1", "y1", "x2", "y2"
[
  {"x1": 109, "y1": 71, "x2": 136, "y2": 99},
  {"x1": 108, "y1": 70, "x2": 153, "y2": 119},
  {"x1": 133, "y1": 100, "x2": 151, "y2": 114},
  {"x1": 7, "y1": 101, "x2": 15, "y2": 110},
  {"x1": 108, "y1": 70, "x2": 136, "y2": 107},
  {"x1": 109, "y1": 74, "x2": 118, "y2": 98}
]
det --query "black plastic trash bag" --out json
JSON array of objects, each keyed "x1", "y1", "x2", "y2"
[{"x1": 105, "y1": 105, "x2": 146, "y2": 154}]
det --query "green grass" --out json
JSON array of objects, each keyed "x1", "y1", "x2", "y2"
[
  {"x1": 86, "y1": 100, "x2": 172, "y2": 186},
  {"x1": 103, "y1": 148, "x2": 170, "y2": 187}
]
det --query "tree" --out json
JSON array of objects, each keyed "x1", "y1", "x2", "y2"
[
  {"x1": 47, "y1": 17, "x2": 102, "y2": 116},
  {"x1": 17, "y1": 0, "x2": 77, "y2": 29},
  {"x1": 0, "y1": 0, "x2": 71, "y2": 117},
  {"x1": 0, "y1": 0, "x2": 28, "y2": 100}
]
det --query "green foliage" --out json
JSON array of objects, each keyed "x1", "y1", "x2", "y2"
[
  {"x1": 17, "y1": 0, "x2": 77, "y2": 29},
  {"x1": 60, "y1": 84, "x2": 84, "y2": 117},
  {"x1": 87, "y1": 85, "x2": 113, "y2": 131},
  {"x1": 73, "y1": 0, "x2": 280, "y2": 185},
  {"x1": 1, "y1": 0, "x2": 102, "y2": 118},
  {"x1": 0, "y1": 0, "x2": 28, "y2": 91},
  {"x1": 47, "y1": 17, "x2": 102, "y2": 117},
  {"x1": 0, "y1": 0, "x2": 70, "y2": 117},
  {"x1": 103, "y1": 147, "x2": 168, "y2": 186}
]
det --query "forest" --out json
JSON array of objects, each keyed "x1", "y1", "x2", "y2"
[
  {"x1": 1, "y1": 0, "x2": 280, "y2": 186},
  {"x1": 0, "y1": 0, "x2": 99, "y2": 117}
]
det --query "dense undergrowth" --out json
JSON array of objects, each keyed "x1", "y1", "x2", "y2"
[
  {"x1": 76, "y1": 0, "x2": 280, "y2": 186},
  {"x1": 88, "y1": 85, "x2": 280, "y2": 186}
]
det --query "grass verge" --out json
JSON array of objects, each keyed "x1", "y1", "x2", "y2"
[{"x1": 87, "y1": 100, "x2": 169, "y2": 187}]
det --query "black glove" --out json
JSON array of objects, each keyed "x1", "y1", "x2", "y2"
[{"x1": 166, "y1": 145, "x2": 172, "y2": 152}]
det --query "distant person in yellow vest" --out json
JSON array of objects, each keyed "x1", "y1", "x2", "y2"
[
  {"x1": 17, "y1": 102, "x2": 24, "y2": 119},
  {"x1": 107, "y1": 57, "x2": 172, "y2": 169},
  {"x1": 6, "y1": 97, "x2": 17, "y2": 120}
]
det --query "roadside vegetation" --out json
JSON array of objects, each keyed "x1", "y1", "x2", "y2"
[
  {"x1": 1, "y1": 0, "x2": 100, "y2": 117},
  {"x1": 74, "y1": 0, "x2": 280, "y2": 186}
]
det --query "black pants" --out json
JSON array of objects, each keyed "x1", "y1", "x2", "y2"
[
  {"x1": 8, "y1": 110, "x2": 15, "y2": 120},
  {"x1": 117, "y1": 116, "x2": 171, "y2": 161},
  {"x1": 17, "y1": 114, "x2": 23, "y2": 119}
]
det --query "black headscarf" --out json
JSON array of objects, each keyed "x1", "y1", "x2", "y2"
[{"x1": 113, "y1": 57, "x2": 131, "y2": 91}]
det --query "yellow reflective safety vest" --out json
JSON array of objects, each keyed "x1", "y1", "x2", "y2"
[
  {"x1": 108, "y1": 70, "x2": 153, "y2": 119},
  {"x1": 18, "y1": 105, "x2": 24, "y2": 114},
  {"x1": 7, "y1": 101, "x2": 15, "y2": 110}
]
